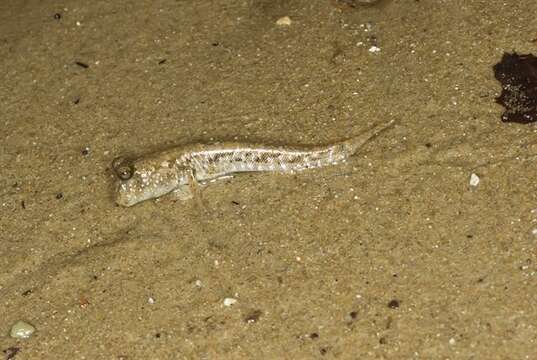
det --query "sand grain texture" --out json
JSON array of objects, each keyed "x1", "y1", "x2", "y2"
[{"x1": 1, "y1": 0, "x2": 537, "y2": 358}]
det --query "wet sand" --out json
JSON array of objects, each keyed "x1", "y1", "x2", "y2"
[{"x1": 2, "y1": 0, "x2": 537, "y2": 358}]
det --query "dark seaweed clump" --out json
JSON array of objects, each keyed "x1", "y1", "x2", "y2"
[{"x1": 493, "y1": 52, "x2": 537, "y2": 123}]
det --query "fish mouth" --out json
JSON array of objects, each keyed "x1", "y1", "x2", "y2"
[{"x1": 114, "y1": 182, "x2": 139, "y2": 207}]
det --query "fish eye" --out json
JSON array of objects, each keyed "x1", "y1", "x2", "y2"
[{"x1": 112, "y1": 157, "x2": 134, "y2": 180}]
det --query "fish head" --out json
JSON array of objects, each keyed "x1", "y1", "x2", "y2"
[{"x1": 111, "y1": 156, "x2": 180, "y2": 207}]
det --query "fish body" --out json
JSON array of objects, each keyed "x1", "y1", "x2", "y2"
[{"x1": 112, "y1": 120, "x2": 395, "y2": 207}]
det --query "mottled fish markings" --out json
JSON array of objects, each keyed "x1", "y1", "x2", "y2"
[{"x1": 112, "y1": 120, "x2": 395, "y2": 207}]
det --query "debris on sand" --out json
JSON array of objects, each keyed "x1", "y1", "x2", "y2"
[
  {"x1": 223, "y1": 297, "x2": 238, "y2": 306},
  {"x1": 2, "y1": 347, "x2": 20, "y2": 360},
  {"x1": 493, "y1": 52, "x2": 537, "y2": 123}
]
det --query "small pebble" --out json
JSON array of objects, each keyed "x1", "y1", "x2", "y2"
[
  {"x1": 469, "y1": 173, "x2": 480, "y2": 187},
  {"x1": 10, "y1": 320, "x2": 36, "y2": 339},
  {"x1": 223, "y1": 297, "x2": 237, "y2": 306},
  {"x1": 148, "y1": 297, "x2": 156, "y2": 304},
  {"x1": 368, "y1": 45, "x2": 381, "y2": 53},
  {"x1": 449, "y1": 337, "x2": 456, "y2": 345},
  {"x1": 276, "y1": 16, "x2": 292, "y2": 26}
]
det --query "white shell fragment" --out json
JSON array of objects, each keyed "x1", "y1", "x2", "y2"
[
  {"x1": 469, "y1": 173, "x2": 480, "y2": 187},
  {"x1": 276, "y1": 16, "x2": 292, "y2": 26},
  {"x1": 10, "y1": 320, "x2": 36, "y2": 339},
  {"x1": 223, "y1": 297, "x2": 238, "y2": 307}
]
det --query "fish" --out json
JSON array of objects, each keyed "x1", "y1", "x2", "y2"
[{"x1": 111, "y1": 120, "x2": 395, "y2": 207}]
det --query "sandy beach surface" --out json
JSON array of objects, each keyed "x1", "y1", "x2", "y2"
[{"x1": 2, "y1": 0, "x2": 537, "y2": 358}]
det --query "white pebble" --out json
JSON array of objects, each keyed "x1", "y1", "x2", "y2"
[
  {"x1": 148, "y1": 297, "x2": 156, "y2": 304},
  {"x1": 449, "y1": 337, "x2": 456, "y2": 345},
  {"x1": 368, "y1": 46, "x2": 381, "y2": 53},
  {"x1": 276, "y1": 16, "x2": 292, "y2": 26},
  {"x1": 223, "y1": 297, "x2": 237, "y2": 306},
  {"x1": 10, "y1": 320, "x2": 36, "y2": 339},
  {"x1": 469, "y1": 173, "x2": 480, "y2": 187}
]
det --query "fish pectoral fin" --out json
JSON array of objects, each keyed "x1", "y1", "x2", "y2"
[
  {"x1": 187, "y1": 169, "x2": 210, "y2": 214},
  {"x1": 173, "y1": 168, "x2": 203, "y2": 201},
  {"x1": 173, "y1": 184, "x2": 194, "y2": 201}
]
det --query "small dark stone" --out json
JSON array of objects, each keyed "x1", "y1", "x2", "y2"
[
  {"x1": 158, "y1": 59, "x2": 167, "y2": 65},
  {"x1": 21, "y1": 200, "x2": 25, "y2": 209},
  {"x1": 244, "y1": 309, "x2": 263, "y2": 323},
  {"x1": 231, "y1": 200, "x2": 240, "y2": 205},
  {"x1": 425, "y1": 142, "x2": 432, "y2": 148},
  {"x1": 21, "y1": 289, "x2": 32, "y2": 296},
  {"x1": 211, "y1": 42, "x2": 219, "y2": 46},
  {"x1": 379, "y1": 336, "x2": 387, "y2": 344},
  {"x1": 56, "y1": 192, "x2": 63, "y2": 199},
  {"x1": 74, "y1": 97, "x2": 81, "y2": 105},
  {"x1": 334, "y1": 0, "x2": 384, "y2": 8},
  {"x1": 388, "y1": 299, "x2": 400, "y2": 309},
  {"x1": 53, "y1": 13, "x2": 62, "y2": 20},
  {"x1": 81, "y1": 147, "x2": 90, "y2": 156},
  {"x1": 155, "y1": 333, "x2": 161, "y2": 338},
  {"x1": 3, "y1": 347, "x2": 20, "y2": 360},
  {"x1": 320, "y1": 348, "x2": 327, "y2": 355},
  {"x1": 75, "y1": 61, "x2": 89, "y2": 69},
  {"x1": 310, "y1": 332, "x2": 319, "y2": 339},
  {"x1": 349, "y1": 311, "x2": 358, "y2": 319},
  {"x1": 466, "y1": 234, "x2": 473, "y2": 238}
]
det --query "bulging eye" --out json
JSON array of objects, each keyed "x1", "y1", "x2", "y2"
[{"x1": 112, "y1": 157, "x2": 134, "y2": 180}]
